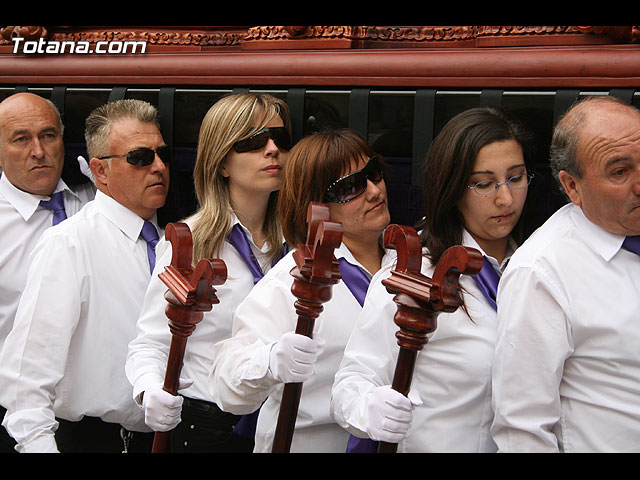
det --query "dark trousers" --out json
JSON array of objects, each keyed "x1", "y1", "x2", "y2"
[
  {"x1": 56, "y1": 416, "x2": 154, "y2": 453},
  {"x1": 0, "y1": 405, "x2": 17, "y2": 453},
  {"x1": 169, "y1": 396, "x2": 254, "y2": 453}
]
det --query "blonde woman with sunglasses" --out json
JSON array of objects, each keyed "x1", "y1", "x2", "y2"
[
  {"x1": 125, "y1": 93, "x2": 291, "y2": 452},
  {"x1": 331, "y1": 107, "x2": 535, "y2": 453},
  {"x1": 208, "y1": 129, "x2": 395, "y2": 452}
]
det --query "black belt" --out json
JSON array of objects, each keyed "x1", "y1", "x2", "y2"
[
  {"x1": 179, "y1": 396, "x2": 241, "y2": 428},
  {"x1": 182, "y1": 396, "x2": 223, "y2": 413},
  {"x1": 171, "y1": 396, "x2": 253, "y2": 452}
]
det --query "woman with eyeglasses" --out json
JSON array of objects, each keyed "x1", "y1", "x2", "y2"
[
  {"x1": 208, "y1": 128, "x2": 394, "y2": 452},
  {"x1": 125, "y1": 92, "x2": 292, "y2": 452},
  {"x1": 331, "y1": 107, "x2": 536, "y2": 452}
]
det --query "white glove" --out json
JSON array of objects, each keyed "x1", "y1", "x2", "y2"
[
  {"x1": 142, "y1": 382, "x2": 189, "y2": 432},
  {"x1": 364, "y1": 385, "x2": 422, "y2": 444},
  {"x1": 269, "y1": 331, "x2": 323, "y2": 383},
  {"x1": 77, "y1": 155, "x2": 95, "y2": 183}
]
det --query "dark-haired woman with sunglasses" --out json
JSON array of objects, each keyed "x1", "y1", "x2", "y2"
[
  {"x1": 209, "y1": 129, "x2": 395, "y2": 452},
  {"x1": 126, "y1": 93, "x2": 292, "y2": 452},
  {"x1": 331, "y1": 107, "x2": 536, "y2": 453}
]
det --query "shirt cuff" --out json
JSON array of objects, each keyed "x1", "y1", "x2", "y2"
[
  {"x1": 132, "y1": 372, "x2": 165, "y2": 408},
  {"x1": 17, "y1": 433, "x2": 59, "y2": 453},
  {"x1": 233, "y1": 341, "x2": 275, "y2": 386}
]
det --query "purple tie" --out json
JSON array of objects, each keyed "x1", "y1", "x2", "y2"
[
  {"x1": 227, "y1": 224, "x2": 266, "y2": 285},
  {"x1": 337, "y1": 257, "x2": 380, "y2": 453},
  {"x1": 227, "y1": 223, "x2": 289, "y2": 439},
  {"x1": 140, "y1": 221, "x2": 159, "y2": 274},
  {"x1": 338, "y1": 258, "x2": 370, "y2": 307},
  {"x1": 472, "y1": 257, "x2": 500, "y2": 311},
  {"x1": 39, "y1": 191, "x2": 67, "y2": 225},
  {"x1": 622, "y1": 236, "x2": 640, "y2": 255}
]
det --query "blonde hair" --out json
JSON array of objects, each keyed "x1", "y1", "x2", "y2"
[{"x1": 187, "y1": 92, "x2": 291, "y2": 264}]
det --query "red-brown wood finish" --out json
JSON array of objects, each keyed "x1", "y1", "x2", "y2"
[
  {"x1": 0, "y1": 26, "x2": 638, "y2": 88},
  {"x1": 271, "y1": 202, "x2": 343, "y2": 453},
  {"x1": 151, "y1": 222, "x2": 227, "y2": 453},
  {"x1": 376, "y1": 224, "x2": 483, "y2": 453}
]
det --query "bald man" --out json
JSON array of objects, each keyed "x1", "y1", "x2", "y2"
[
  {"x1": 0, "y1": 93, "x2": 95, "y2": 452},
  {"x1": 492, "y1": 96, "x2": 640, "y2": 452},
  {"x1": 0, "y1": 99, "x2": 169, "y2": 453}
]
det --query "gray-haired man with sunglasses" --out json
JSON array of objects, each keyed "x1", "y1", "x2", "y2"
[{"x1": 0, "y1": 99, "x2": 169, "y2": 453}]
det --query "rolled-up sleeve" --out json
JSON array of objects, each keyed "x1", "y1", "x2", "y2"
[
  {"x1": 208, "y1": 274, "x2": 296, "y2": 415},
  {"x1": 330, "y1": 268, "x2": 398, "y2": 438}
]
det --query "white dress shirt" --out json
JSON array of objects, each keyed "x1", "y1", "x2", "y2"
[
  {"x1": 126, "y1": 217, "x2": 272, "y2": 405},
  {"x1": 492, "y1": 203, "x2": 640, "y2": 452},
  {"x1": 209, "y1": 243, "x2": 396, "y2": 453},
  {"x1": 331, "y1": 231, "x2": 508, "y2": 453},
  {"x1": 0, "y1": 190, "x2": 159, "y2": 453},
  {"x1": 0, "y1": 174, "x2": 94, "y2": 353}
]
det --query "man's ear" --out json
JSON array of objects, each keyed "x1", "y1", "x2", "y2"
[
  {"x1": 558, "y1": 170, "x2": 582, "y2": 207},
  {"x1": 89, "y1": 157, "x2": 109, "y2": 188}
]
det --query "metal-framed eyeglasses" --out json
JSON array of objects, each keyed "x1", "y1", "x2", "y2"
[{"x1": 467, "y1": 172, "x2": 535, "y2": 196}]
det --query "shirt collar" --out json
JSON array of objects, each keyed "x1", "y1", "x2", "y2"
[
  {"x1": 462, "y1": 228, "x2": 515, "y2": 272},
  {"x1": 569, "y1": 203, "x2": 625, "y2": 262},
  {"x1": 94, "y1": 190, "x2": 158, "y2": 243},
  {"x1": 228, "y1": 212, "x2": 275, "y2": 254},
  {"x1": 337, "y1": 237, "x2": 397, "y2": 279},
  {"x1": 0, "y1": 173, "x2": 77, "y2": 221},
  {"x1": 231, "y1": 214, "x2": 253, "y2": 244}
]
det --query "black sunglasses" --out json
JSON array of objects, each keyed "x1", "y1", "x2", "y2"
[
  {"x1": 323, "y1": 156, "x2": 385, "y2": 204},
  {"x1": 233, "y1": 127, "x2": 292, "y2": 153},
  {"x1": 98, "y1": 145, "x2": 171, "y2": 167}
]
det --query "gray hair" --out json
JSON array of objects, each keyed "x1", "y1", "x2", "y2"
[
  {"x1": 550, "y1": 95, "x2": 639, "y2": 182},
  {"x1": 84, "y1": 99, "x2": 159, "y2": 159}
]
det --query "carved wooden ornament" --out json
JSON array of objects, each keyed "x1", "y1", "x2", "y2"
[
  {"x1": 151, "y1": 222, "x2": 227, "y2": 453},
  {"x1": 271, "y1": 202, "x2": 343, "y2": 453},
  {"x1": 377, "y1": 224, "x2": 482, "y2": 453}
]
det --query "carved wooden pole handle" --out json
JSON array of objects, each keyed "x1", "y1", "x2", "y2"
[
  {"x1": 377, "y1": 225, "x2": 482, "y2": 453},
  {"x1": 271, "y1": 203, "x2": 342, "y2": 453},
  {"x1": 151, "y1": 222, "x2": 227, "y2": 454}
]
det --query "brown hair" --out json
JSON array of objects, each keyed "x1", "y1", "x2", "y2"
[
  {"x1": 278, "y1": 129, "x2": 379, "y2": 246},
  {"x1": 418, "y1": 107, "x2": 534, "y2": 265}
]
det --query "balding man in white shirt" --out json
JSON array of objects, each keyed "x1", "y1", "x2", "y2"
[
  {"x1": 0, "y1": 93, "x2": 94, "y2": 452},
  {"x1": 492, "y1": 96, "x2": 640, "y2": 452},
  {"x1": 0, "y1": 99, "x2": 170, "y2": 453}
]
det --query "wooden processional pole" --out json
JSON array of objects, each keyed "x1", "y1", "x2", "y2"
[
  {"x1": 271, "y1": 202, "x2": 343, "y2": 453},
  {"x1": 376, "y1": 224, "x2": 483, "y2": 454},
  {"x1": 151, "y1": 222, "x2": 227, "y2": 453}
]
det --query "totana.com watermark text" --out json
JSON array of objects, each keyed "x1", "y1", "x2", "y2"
[{"x1": 12, "y1": 37, "x2": 147, "y2": 54}]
